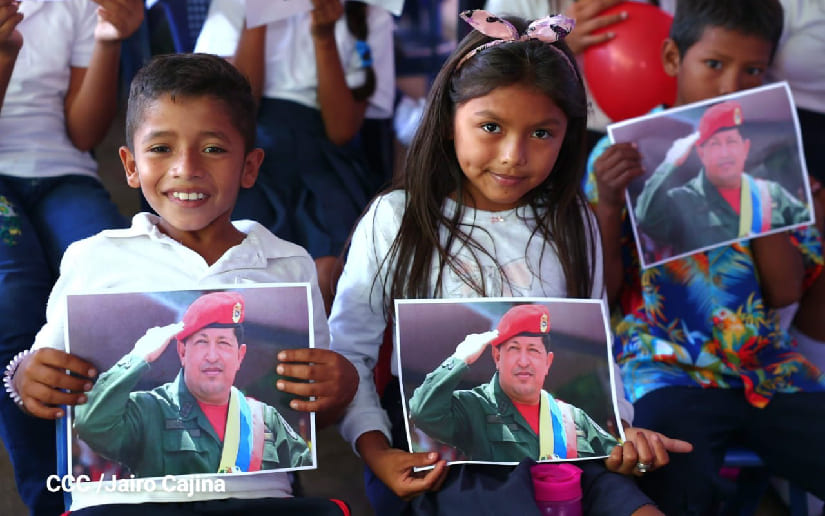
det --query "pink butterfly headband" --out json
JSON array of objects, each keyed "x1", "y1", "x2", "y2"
[{"x1": 457, "y1": 10, "x2": 576, "y2": 71}]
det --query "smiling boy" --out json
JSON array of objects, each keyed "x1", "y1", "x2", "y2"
[{"x1": 4, "y1": 53, "x2": 357, "y2": 512}]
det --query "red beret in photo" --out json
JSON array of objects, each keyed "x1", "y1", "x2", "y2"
[
  {"x1": 490, "y1": 304, "x2": 551, "y2": 347},
  {"x1": 696, "y1": 100, "x2": 744, "y2": 147},
  {"x1": 176, "y1": 291, "x2": 245, "y2": 342}
]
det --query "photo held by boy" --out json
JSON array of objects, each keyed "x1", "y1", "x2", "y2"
[
  {"x1": 2, "y1": 53, "x2": 358, "y2": 515},
  {"x1": 329, "y1": 10, "x2": 692, "y2": 516},
  {"x1": 585, "y1": 0, "x2": 825, "y2": 512}
]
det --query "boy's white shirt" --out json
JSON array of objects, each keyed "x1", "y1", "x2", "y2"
[
  {"x1": 328, "y1": 190, "x2": 633, "y2": 450},
  {"x1": 32, "y1": 213, "x2": 330, "y2": 509},
  {"x1": 0, "y1": 0, "x2": 100, "y2": 179}
]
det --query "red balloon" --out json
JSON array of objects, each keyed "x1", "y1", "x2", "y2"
[{"x1": 582, "y1": 2, "x2": 677, "y2": 122}]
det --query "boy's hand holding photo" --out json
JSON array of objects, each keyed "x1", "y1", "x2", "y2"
[
  {"x1": 591, "y1": 142, "x2": 646, "y2": 301},
  {"x1": 592, "y1": 142, "x2": 645, "y2": 210},
  {"x1": 12, "y1": 349, "x2": 97, "y2": 420},
  {"x1": 276, "y1": 347, "x2": 358, "y2": 426}
]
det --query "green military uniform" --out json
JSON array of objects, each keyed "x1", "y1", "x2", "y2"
[
  {"x1": 408, "y1": 356, "x2": 619, "y2": 462},
  {"x1": 634, "y1": 163, "x2": 809, "y2": 255},
  {"x1": 74, "y1": 354, "x2": 311, "y2": 477}
]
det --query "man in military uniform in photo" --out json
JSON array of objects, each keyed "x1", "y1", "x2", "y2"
[
  {"x1": 408, "y1": 304, "x2": 619, "y2": 462},
  {"x1": 634, "y1": 100, "x2": 810, "y2": 256},
  {"x1": 74, "y1": 291, "x2": 312, "y2": 478}
]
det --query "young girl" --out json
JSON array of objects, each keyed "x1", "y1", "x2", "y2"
[
  {"x1": 329, "y1": 10, "x2": 689, "y2": 516},
  {"x1": 194, "y1": 0, "x2": 395, "y2": 312}
]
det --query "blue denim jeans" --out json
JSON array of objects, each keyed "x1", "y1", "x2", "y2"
[{"x1": 0, "y1": 174, "x2": 127, "y2": 515}]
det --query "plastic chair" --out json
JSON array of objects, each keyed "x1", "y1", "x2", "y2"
[{"x1": 721, "y1": 446, "x2": 809, "y2": 516}]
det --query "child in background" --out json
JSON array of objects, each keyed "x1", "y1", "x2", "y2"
[
  {"x1": 586, "y1": 0, "x2": 825, "y2": 512},
  {"x1": 4, "y1": 53, "x2": 357, "y2": 514},
  {"x1": 329, "y1": 11, "x2": 691, "y2": 516},
  {"x1": 0, "y1": 1, "x2": 143, "y2": 514},
  {"x1": 195, "y1": 0, "x2": 395, "y2": 312}
]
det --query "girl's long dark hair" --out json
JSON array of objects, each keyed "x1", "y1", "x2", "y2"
[{"x1": 376, "y1": 16, "x2": 598, "y2": 313}]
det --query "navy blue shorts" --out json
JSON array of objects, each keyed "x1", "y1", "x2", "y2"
[{"x1": 634, "y1": 386, "x2": 825, "y2": 514}]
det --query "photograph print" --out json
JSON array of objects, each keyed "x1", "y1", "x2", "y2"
[
  {"x1": 65, "y1": 283, "x2": 317, "y2": 486},
  {"x1": 395, "y1": 297, "x2": 624, "y2": 466},
  {"x1": 608, "y1": 82, "x2": 814, "y2": 269}
]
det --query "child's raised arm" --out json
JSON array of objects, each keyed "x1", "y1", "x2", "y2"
[
  {"x1": 590, "y1": 142, "x2": 645, "y2": 304},
  {"x1": 0, "y1": 0, "x2": 22, "y2": 112},
  {"x1": 310, "y1": 0, "x2": 368, "y2": 145},
  {"x1": 233, "y1": 24, "x2": 266, "y2": 103},
  {"x1": 64, "y1": 0, "x2": 143, "y2": 151}
]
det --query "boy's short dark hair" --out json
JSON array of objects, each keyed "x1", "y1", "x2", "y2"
[
  {"x1": 125, "y1": 53, "x2": 258, "y2": 152},
  {"x1": 670, "y1": 0, "x2": 784, "y2": 61}
]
